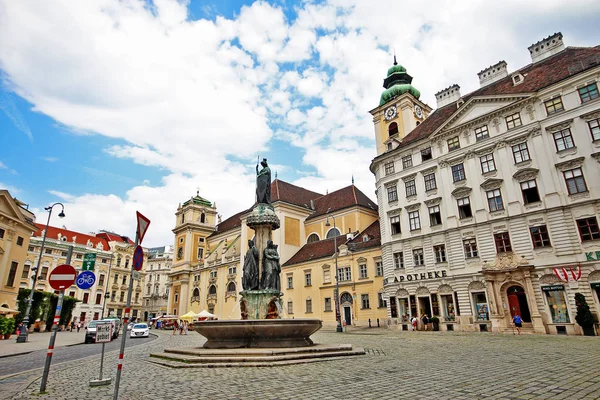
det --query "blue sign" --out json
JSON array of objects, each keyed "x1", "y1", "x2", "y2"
[
  {"x1": 76, "y1": 270, "x2": 96, "y2": 290},
  {"x1": 133, "y1": 245, "x2": 144, "y2": 271}
]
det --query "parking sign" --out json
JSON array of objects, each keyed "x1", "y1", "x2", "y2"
[{"x1": 96, "y1": 323, "x2": 112, "y2": 343}]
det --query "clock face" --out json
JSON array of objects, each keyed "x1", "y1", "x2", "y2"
[
  {"x1": 414, "y1": 104, "x2": 423, "y2": 118},
  {"x1": 384, "y1": 106, "x2": 397, "y2": 121}
]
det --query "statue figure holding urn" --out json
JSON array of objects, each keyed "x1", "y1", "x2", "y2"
[{"x1": 256, "y1": 158, "x2": 271, "y2": 205}]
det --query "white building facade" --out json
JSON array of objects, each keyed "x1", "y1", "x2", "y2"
[
  {"x1": 371, "y1": 33, "x2": 600, "y2": 335},
  {"x1": 142, "y1": 245, "x2": 173, "y2": 320}
]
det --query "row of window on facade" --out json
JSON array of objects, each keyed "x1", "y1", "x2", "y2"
[
  {"x1": 286, "y1": 261, "x2": 384, "y2": 290},
  {"x1": 286, "y1": 292, "x2": 387, "y2": 315},
  {"x1": 190, "y1": 281, "x2": 238, "y2": 299},
  {"x1": 5, "y1": 263, "x2": 109, "y2": 288},
  {"x1": 26, "y1": 244, "x2": 110, "y2": 263},
  {"x1": 390, "y1": 216, "x2": 599, "y2": 270},
  {"x1": 385, "y1": 82, "x2": 599, "y2": 168}
]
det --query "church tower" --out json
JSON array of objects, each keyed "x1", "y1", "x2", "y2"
[
  {"x1": 168, "y1": 191, "x2": 218, "y2": 315},
  {"x1": 370, "y1": 56, "x2": 432, "y2": 156}
]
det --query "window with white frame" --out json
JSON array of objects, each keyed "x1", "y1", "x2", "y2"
[
  {"x1": 434, "y1": 245, "x2": 446, "y2": 263},
  {"x1": 338, "y1": 267, "x2": 352, "y2": 282},
  {"x1": 405, "y1": 180, "x2": 417, "y2": 197},
  {"x1": 451, "y1": 163, "x2": 466, "y2": 182},
  {"x1": 578, "y1": 83, "x2": 599, "y2": 103},
  {"x1": 387, "y1": 185, "x2": 398, "y2": 202},
  {"x1": 402, "y1": 155, "x2": 413, "y2": 169},
  {"x1": 305, "y1": 271, "x2": 312, "y2": 286},
  {"x1": 588, "y1": 118, "x2": 600, "y2": 141},
  {"x1": 505, "y1": 112, "x2": 522, "y2": 129},
  {"x1": 520, "y1": 180, "x2": 540, "y2": 204},
  {"x1": 530, "y1": 225, "x2": 551, "y2": 248},
  {"x1": 480, "y1": 154, "x2": 496, "y2": 173},
  {"x1": 457, "y1": 197, "x2": 472, "y2": 219},
  {"x1": 324, "y1": 297, "x2": 332, "y2": 312},
  {"x1": 486, "y1": 189, "x2": 504, "y2": 212},
  {"x1": 494, "y1": 232, "x2": 512, "y2": 253},
  {"x1": 228, "y1": 266, "x2": 237, "y2": 275},
  {"x1": 553, "y1": 129, "x2": 575, "y2": 151},
  {"x1": 413, "y1": 249, "x2": 424, "y2": 266},
  {"x1": 359, "y1": 264, "x2": 368, "y2": 279},
  {"x1": 475, "y1": 125, "x2": 489, "y2": 141},
  {"x1": 424, "y1": 173, "x2": 437, "y2": 191},
  {"x1": 393, "y1": 252, "x2": 404, "y2": 269},
  {"x1": 563, "y1": 168, "x2": 587, "y2": 194},
  {"x1": 306, "y1": 298, "x2": 312, "y2": 313},
  {"x1": 384, "y1": 161, "x2": 395, "y2": 175},
  {"x1": 463, "y1": 238, "x2": 478, "y2": 258},
  {"x1": 447, "y1": 136, "x2": 460, "y2": 151},
  {"x1": 287, "y1": 300, "x2": 293, "y2": 314},
  {"x1": 390, "y1": 215, "x2": 401, "y2": 235},
  {"x1": 378, "y1": 293, "x2": 386, "y2": 308},
  {"x1": 409, "y1": 210, "x2": 421, "y2": 231},
  {"x1": 375, "y1": 261, "x2": 383, "y2": 277},
  {"x1": 361, "y1": 294, "x2": 370, "y2": 309},
  {"x1": 287, "y1": 274, "x2": 294, "y2": 289},
  {"x1": 429, "y1": 205, "x2": 442, "y2": 226},
  {"x1": 512, "y1": 142, "x2": 530, "y2": 163}
]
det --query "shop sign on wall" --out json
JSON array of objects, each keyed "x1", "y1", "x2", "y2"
[
  {"x1": 584, "y1": 251, "x2": 600, "y2": 261},
  {"x1": 393, "y1": 270, "x2": 448, "y2": 283}
]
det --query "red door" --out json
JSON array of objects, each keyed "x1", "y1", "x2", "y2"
[{"x1": 507, "y1": 292, "x2": 520, "y2": 317}]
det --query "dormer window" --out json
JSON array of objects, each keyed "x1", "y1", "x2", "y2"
[
  {"x1": 388, "y1": 122, "x2": 399, "y2": 136},
  {"x1": 512, "y1": 73, "x2": 524, "y2": 85},
  {"x1": 420, "y1": 147, "x2": 432, "y2": 161},
  {"x1": 387, "y1": 143, "x2": 393, "y2": 151}
]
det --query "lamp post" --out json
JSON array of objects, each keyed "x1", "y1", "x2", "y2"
[
  {"x1": 17, "y1": 203, "x2": 65, "y2": 343},
  {"x1": 325, "y1": 209, "x2": 343, "y2": 333},
  {"x1": 101, "y1": 253, "x2": 114, "y2": 319}
]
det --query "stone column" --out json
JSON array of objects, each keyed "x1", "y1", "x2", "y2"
[
  {"x1": 523, "y1": 270, "x2": 546, "y2": 334},
  {"x1": 486, "y1": 278, "x2": 503, "y2": 333},
  {"x1": 253, "y1": 225, "x2": 272, "y2": 281}
]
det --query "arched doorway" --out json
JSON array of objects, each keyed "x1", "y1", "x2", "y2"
[
  {"x1": 340, "y1": 292, "x2": 353, "y2": 326},
  {"x1": 507, "y1": 286, "x2": 531, "y2": 322}
]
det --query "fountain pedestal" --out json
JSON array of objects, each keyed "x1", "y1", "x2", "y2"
[{"x1": 240, "y1": 289, "x2": 282, "y2": 319}]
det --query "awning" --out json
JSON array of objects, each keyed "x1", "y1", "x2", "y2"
[
  {"x1": 0, "y1": 305, "x2": 20, "y2": 314},
  {"x1": 196, "y1": 310, "x2": 216, "y2": 318},
  {"x1": 179, "y1": 311, "x2": 197, "y2": 321}
]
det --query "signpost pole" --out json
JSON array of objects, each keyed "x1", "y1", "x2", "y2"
[
  {"x1": 90, "y1": 322, "x2": 111, "y2": 387},
  {"x1": 113, "y1": 233, "x2": 138, "y2": 400},
  {"x1": 40, "y1": 246, "x2": 73, "y2": 393}
]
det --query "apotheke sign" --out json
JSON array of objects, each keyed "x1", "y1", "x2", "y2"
[
  {"x1": 394, "y1": 270, "x2": 448, "y2": 283},
  {"x1": 584, "y1": 251, "x2": 600, "y2": 261}
]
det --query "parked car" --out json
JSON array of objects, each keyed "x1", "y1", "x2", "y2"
[
  {"x1": 84, "y1": 320, "x2": 100, "y2": 344},
  {"x1": 102, "y1": 317, "x2": 121, "y2": 339},
  {"x1": 130, "y1": 323, "x2": 149, "y2": 338},
  {"x1": 127, "y1": 322, "x2": 135, "y2": 331}
]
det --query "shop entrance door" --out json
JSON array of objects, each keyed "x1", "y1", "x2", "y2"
[
  {"x1": 507, "y1": 286, "x2": 531, "y2": 322},
  {"x1": 343, "y1": 306, "x2": 352, "y2": 326},
  {"x1": 389, "y1": 296, "x2": 398, "y2": 318},
  {"x1": 418, "y1": 296, "x2": 432, "y2": 317}
]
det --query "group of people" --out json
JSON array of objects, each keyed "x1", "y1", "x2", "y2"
[
  {"x1": 69, "y1": 321, "x2": 83, "y2": 332},
  {"x1": 410, "y1": 314, "x2": 431, "y2": 331},
  {"x1": 171, "y1": 320, "x2": 189, "y2": 335}
]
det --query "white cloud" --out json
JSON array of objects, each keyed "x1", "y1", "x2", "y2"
[{"x1": 0, "y1": 0, "x2": 598, "y2": 245}]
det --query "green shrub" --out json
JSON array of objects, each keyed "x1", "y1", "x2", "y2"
[{"x1": 575, "y1": 293, "x2": 594, "y2": 328}]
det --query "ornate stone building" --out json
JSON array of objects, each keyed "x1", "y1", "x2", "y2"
[
  {"x1": 142, "y1": 245, "x2": 172, "y2": 320},
  {"x1": 0, "y1": 191, "x2": 36, "y2": 313},
  {"x1": 371, "y1": 33, "x2": 600, "y2": 334}
]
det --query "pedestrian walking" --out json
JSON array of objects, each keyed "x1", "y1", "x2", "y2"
[
  {"x1": 411, "y1": 316, "x2": 417, "y2": 331},
  {"x1": 183, "y1": 321, "x2": 188, "y2": 335},
  {"x1": 70, "y1": 321, "x2": 75, "y2": 332},
  {"x1": 512, "y1": 313, "x2": 523, "y2": 335},
  {"x1": 77, "y1": 322, "x2": 82, "y2": 332},
  {"x1": 421, "y1": 314, "x2": 429, "y2": 331},
  {"x1": 172, "y1": 321, "x2": 178, "y2": 335}
]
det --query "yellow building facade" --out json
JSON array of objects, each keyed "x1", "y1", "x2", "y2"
[
  {"x1": 168, "y1": 180, "x2": 385, "y2": 326},
  {"x1": 0, "y1": 190, "x2": 37, "y2": 313}
]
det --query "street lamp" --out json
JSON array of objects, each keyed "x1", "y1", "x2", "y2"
[
  {"x1": 325, "y1": 208, "x2": 343, "y2": 333},
  {"x1": 17, "y1": 203, "x2": 65, "y2": 343}
]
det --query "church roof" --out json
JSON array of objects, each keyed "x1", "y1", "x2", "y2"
[
  {"x1": 182, "y1": 192, "x2": 212, "y2": 207},
  {"x1": 377, "y1": 45, "x2": 600, "y2": 154},
  {"x1": 306, "y1": 185, "x2": 378, "y2": 221},
  {"x1": 271, "y1": 179, "x2": 323, "y2": 209},
  {"x1": 209, "y1": 209, "x2": 248, "y2": 237},
  {"x1": 34, "y1": 224, "x2": 111, "y2": 250}
]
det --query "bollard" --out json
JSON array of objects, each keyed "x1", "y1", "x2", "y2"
[
  {"x1": 368, "y1": 318, "x2": 371, "y2": 328},
  {"x1": 377, "y1": 318, "x2": 380, "y2": 327}
]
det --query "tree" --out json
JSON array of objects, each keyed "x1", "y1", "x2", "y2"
[{"x1": 574, "y1": 293, "x2": 595, "y2": 336}]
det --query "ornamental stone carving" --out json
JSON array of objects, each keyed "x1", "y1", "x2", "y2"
[
  {"x1": 482, "y1": 252, "x2": 529, "y2": 271},
  {"x1": 451, "y1": 186, "x2": 472, "y2": 198},
  {"x1": 401, "y1": 173, "x2": 417, "y2": 182},
  {"x1": 468, "y1": 281, "x2": 485, "y2": 291},
  {"x1": 588, "y1": 270, "x2": 600, "y2": 282},
  {"x1": 396, "y1": 288, "x2": 409, "y2": 297},
  {"x1": 527, "y1": 125, "x2": 542, "y2": 137},
  {"x1": 545, "y1": 118, "x2": 573, "y2": 132},
  {"x1": 554, "y1": 156, "x2": 585, "y2": 172},
  {"x1": 387, "y1": 207, "x2": 402, "y2": 216},
  {"x1": 474, "y1": 146, "x2": 496, "y2": 157},
  {"x1": 580, "y1": 110, "x2": 600, "y2": 121},
  {"x1": 415, "y1": 286, "x2": 430, "y2": 295},
  {"x1": 420, "y1": 166, "x2": 438, "y2": 175},
  {"x1": 591, "y1": 152, "x2": 600, "y2": 163},
  {"x1": 539, "y1": 274, "x2": 559, "y2": 284},
  {"x1": 384, "y1": 179, "x2": 399, "y2": 188},
  {"x1": 405, "y1": 203, "x2": 422, "y2": 212},
  {"x1": 492, "y1": 118, "x2": 500, "y2": 132},
  {"x1": 424, "y1": 197, "x2": 442, "y2": 206},
  {"x1": 513, "y1": 168, "x2": 539, "y2": 182},
  {"x1": 438, "y1": 284, "x2": 453, "y2": 295},
  {"x1": 507, "y1": 132, "x2": 530, "y2": 146},
  {"x1": 480, "y1": 178, "x2": 503, "y2": 190}
]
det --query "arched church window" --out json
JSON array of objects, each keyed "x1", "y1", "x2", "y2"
[
  {"x1": 340, "y1": 292, "x2": 353, "y2": 304},
  {"x1": 208, "y1": 285, "x2": 217, "y2": 295},
  {"x1": 326, "y1": 228, "x2": 341, "y2": 239},
  {"x1": 388, "y1": 122, "x2": 399, "y2": 136},
  {"x1": 227, "y1": 282, "x2": 236, "y2": 293},
  {"x1": 192, "y1": 288, "x2": 200, "y2": 297},
  {"x1": 200, "y1": 213, "x2": 206, "y2": 223},
  {"x1": 307, "y1": 233, "x2": 320, "y2": 244}
]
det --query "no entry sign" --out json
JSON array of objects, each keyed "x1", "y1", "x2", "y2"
[{"x1": 49, "y1": 264, "x2": 77, "y2": 290}]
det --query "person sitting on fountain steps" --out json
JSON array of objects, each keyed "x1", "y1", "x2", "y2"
[
  {"x1": 242, "y1": 239, "x2": 259, "y2": 291},
  {"x1": 260, "y1": 240, "x2": 281, "y2": 291}
]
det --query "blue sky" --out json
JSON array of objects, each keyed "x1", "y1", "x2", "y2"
[{"x1": 1, "y1": 0, "x2": 599, "y2": 246}]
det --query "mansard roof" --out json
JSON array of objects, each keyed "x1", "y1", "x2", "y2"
[
  {"x1": 34, "y1": 224, "x2": 111, "y2": 250},
  {"x1": 376, "y1": 45, "x2": 600, "y2": 156},
  {"x1": 306, "y1": 185, "x2": 378, "y2": 221},
  {"x1": 271, "y1": 179, "x2": 323, "y2": 209}
]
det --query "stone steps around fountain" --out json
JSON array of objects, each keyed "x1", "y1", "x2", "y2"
[{"x1": 149, "y1": 344, "x2": 365, "y2": 367}]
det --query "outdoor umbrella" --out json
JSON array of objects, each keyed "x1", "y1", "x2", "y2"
[
  {"x1": 196, "y1": 310, "x2": 216, "y2": 319},
  {"x1": 179, "y1": 311, "x2": 197, "y2": 321}
]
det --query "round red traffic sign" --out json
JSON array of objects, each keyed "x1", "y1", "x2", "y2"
[
  {"x1": 48, "y1": 264, "x2": 77, "y2": 290},
  {"x1": 133, "y1": 245, "x2": 144, "y2": 271}
]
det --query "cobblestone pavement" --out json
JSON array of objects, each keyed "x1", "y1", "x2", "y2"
[{"x1": 2, "y1": 328, "x2": 599, "y2": 400}]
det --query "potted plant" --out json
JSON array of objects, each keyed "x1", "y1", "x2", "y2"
[
  {"x1": 575, "y1": 293, "x2": 595, "y2": 336},
  {"x1": 0, "y1": 316, "x2": 7, "y2": 339},
  {"x1": 3, "y1": 318, "x2": 15, "y2": 340},
  {"x1": 430, "y1": 316, "x2": 440, "y2": 331}
]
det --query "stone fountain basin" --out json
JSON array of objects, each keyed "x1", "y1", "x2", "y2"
[{"x1": 191, "y1": 319, "x2": 322, "y2": 349}]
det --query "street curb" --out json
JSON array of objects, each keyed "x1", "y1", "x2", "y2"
[{"x1": 0, "y1": 350, "x2": 34, "y2": 359}]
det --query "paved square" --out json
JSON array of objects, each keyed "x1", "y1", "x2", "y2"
[{"x1": 2, "y1": 329, "x2": 599, "y2": 399}]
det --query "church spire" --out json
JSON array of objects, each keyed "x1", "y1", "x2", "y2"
[{"x1": 393, "y1": 49, "x2": 397, "y2": 66}]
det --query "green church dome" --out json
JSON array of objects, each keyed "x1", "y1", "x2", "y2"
[
  {"x1": 387, "y1": 64, "x2": 406, "y2": 76},
  {"x1": 380, "y1": 84, "x2": 421, "y2": 106}
]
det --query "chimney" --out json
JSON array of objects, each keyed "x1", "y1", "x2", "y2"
[
  {"x1": 528, "y1": 32, "x2": 564, "y2": 63},
  {"x1": 435, "y1": 84, "x2": 461, "y2": 108},
  {"x1": 478, "y1": 61, "x2": 508, "y2": 88}
]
